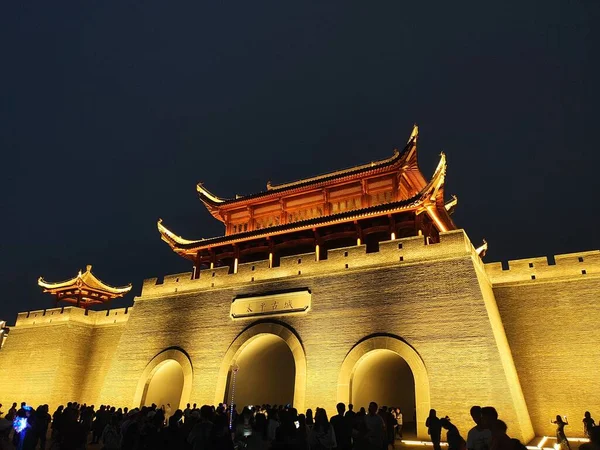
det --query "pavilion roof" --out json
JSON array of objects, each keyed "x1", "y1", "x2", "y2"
[
  {"x1": 159, "y1": 151, "x2": 453, "y2": 256},
  {"x1": 38, "y1": 265, "x2": 132, "y2": 303},
  {"x1": 196, "y1": 125, "x2": 423, "y2": 220}
]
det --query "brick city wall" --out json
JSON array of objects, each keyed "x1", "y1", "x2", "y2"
[
  {"x1": 98, "y1": 230, "x2": 533, "y2": 441},
  {"x1": 5, "y1": 230, "x2": 599, "y2": 440},
  {"x1": 0, "y1": 307, "x2": 130, "y2": 408},
  {"x1": 487, "y1": 252, "x2": 600, "y2": 437}
]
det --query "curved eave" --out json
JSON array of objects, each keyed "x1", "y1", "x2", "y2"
[
  {"x1": 38, "y1": 276, "x2": 80, "y2": 291},
  {"x1": 160, "y1": 152, "x2": 455, "y2": 255},
  {"x1": 163, "y1": 199, "x2": 423, "y2": 255},
  {"x1": 158, "y1": 219, "x2": 205, "y2": 253},
  {"x1": 266, "y1": 149, "x2": 403, "y2": 192},
  {"x1": 38, "y1": 272, "x2": 132, "y2": 297},
  {"x1": 268, "y1": 125, "x2": 420, "y2": 191},
  {"x1": 39, "y1": 285, "x2": 131, "y2": 299},
  {"x1": 57, "y1": 297, "x2": 112, "y2": 306},
  {"x1": 415, "y1": 152, "x2": 456, "y2": 233},
  {"x1": 196, "y1": 184, "x2": 227, "y2": 222},
  {"x1": 195, "y1": 125, "x2": 420, "y2": 211},
  {"x1": 80, "y1": 274, "x2": 132, "y2": 296},
  {"x1": 424, "y1": 152, "x2": 447, "y2": 203}
]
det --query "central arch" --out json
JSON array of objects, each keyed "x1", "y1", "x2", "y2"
[
  {"x1": 337, "y1": 335, "x2": 431, "y2": 439},
  {"x1": 215, "y1": 322, "x2": 306, "y2": 411}
]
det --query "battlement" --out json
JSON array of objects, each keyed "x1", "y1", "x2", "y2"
[
  {"x1": 14, "y1": 306, "x2": 132, "y2": 328},
  {"x1": 485, "y1": 250, "x2": 600, "y2": 286},
  {"x1": 140, "y1": 229, "x2": 475, "y2": 299}
]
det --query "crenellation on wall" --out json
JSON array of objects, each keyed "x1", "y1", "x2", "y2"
[
  {"x1": 13, "y1": 306, "x2": 131, "y2": 328},
  {"x1": 139, "y1": 230, "x2": 474, "y2": 299},
  {"x1": 237, "y1": 259, "x2": 270, "y2": 282},
  {"x1": 486, "y1": 250, "x2": 600, "y2": 285},
  {"x1": 163, "y1": 272, "x2": 192, "y2": 284}
]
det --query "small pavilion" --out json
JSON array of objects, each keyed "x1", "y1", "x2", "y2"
[{"x1": 38, "y1": 265, "x2": 132, "y2": 309}]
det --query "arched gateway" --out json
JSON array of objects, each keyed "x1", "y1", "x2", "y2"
[
  {"x1": 215, "y1": 322, "x2": 307, "y2": 411},
  {"x1": 133, "y1": 348, "x2": 194, "y2": 410},
  {"x1": 337, "y1": 335, "x2": 431, "y2": 439}
]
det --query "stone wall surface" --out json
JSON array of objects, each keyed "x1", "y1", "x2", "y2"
[
  {"x1": 0, "y1": 307, "x2": 129, "y2": 409},
  {"x1": 490, "y1": 257, "x2": 600, "y2": 437},
  {"x1": 98, "y1": 230, "x2": 533, "y2": 441}
]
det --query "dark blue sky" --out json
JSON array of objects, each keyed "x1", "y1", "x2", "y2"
[{"x1": 1, "y1": 2, "x2": 598, "y2": 321}]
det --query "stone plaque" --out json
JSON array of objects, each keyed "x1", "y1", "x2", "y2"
[{"x1": 230, "y1": 289, "x2": 311, "y2": 319}]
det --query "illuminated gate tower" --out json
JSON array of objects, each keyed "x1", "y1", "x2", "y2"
[
  {"x1": 5, "y1": 125, "x2": 566, "y2": 443},
  {"x1": 158, "y1": 126, "x2": 462, "y2": 273}
]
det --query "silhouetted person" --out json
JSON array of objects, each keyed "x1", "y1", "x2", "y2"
[
  {"x1": 51, "y1": 405, "x2": 64, "y2": 442},
  {"x1": 188, "y1": 405, "x2": 214, "y2": 450},
  {"x1": 467, "y1": 406, "x2": 491, "y2": 450},
  {"x1": 380, "y1": 406, "x2": 397, "y2": 448},
  {"x1": 426, "y1": 409, "x2": 442, "y2": 450},
  {"x1": 267, "y1": 409, "x2": 280, "y2": 444},
  {"x1": 490, "y1": 419, "x2": 513, "y2": 450},
  {"x1": 100, "y1": 415, "x2": 121, "y2": 450},
  {"x1": 213, "y1": 413, "x2": 234, "y2": 450},
  {"x1": 121, "y1": 409, "x2": 142, "y2": 450},
  {"x1": 345, "y1": 404, "x2": 356, "y2": 425},
  {"x1": 579, "y1": 427, "x2": 600, "y2": 450},
  {"x1": 308, "y1": 408, "x2": 336, "y2": 450},
  {"x1": 552, "y1": 415, "x2": 571, "y2": 450},
  {"x1": 441, "y1": 417, "x2": 465, "y2": 450},
  {"x1": 234, "y1": 407, "x2": 254, "y2": 449},
  {"x1": 364, "y1": 402, "x2": 386, "y2": 450},
  {"x1": 296, "y1": 414, "x2": 308, "y2": 450},
  {"x1": 583, "y1": 412, "x2": 596, "y2": 439},
  {"x1": 184, "y1": 403, "x2": 192, "y2": 422},
  {"x1": 331, "y1": 403, "x2": 352, "y2": 450},
  {"x1": 306, "y1": 409, "x2": 314, "y2": 432},
  {"x1": 5, "y1": 403, "x2": 17, "y2": 422},
  {"x1": 91, "y1": 405, "x2": 108, "y2": 444},
  {"x1": 0, "y1": 416, "x2": 11, "y2": 450},
  {"x1": 59, "y1": 407, "x2": 86, "y2": 450},
  {"x1": 34, "y1": 404, "x2": 50, "y2": 449}
]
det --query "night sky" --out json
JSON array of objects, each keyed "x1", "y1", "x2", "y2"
[{"x1": 1, "y1": 2, "x2": 598, "y2": 321}]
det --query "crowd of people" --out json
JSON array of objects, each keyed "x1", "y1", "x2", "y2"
[{"x1": 0, "y1": 400, "x2": 597, "y2": 450}]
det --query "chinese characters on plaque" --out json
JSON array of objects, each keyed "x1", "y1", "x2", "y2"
[{"x1": 230, "y1": 290, "x2": 311, "y2": 319}]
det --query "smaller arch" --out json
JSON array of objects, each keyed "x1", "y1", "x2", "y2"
[
  {"x1": 215, "y1": 321, "x2": 306, "y2": 411},
  {"x1": 133, "y1": 347, "x2": 193, "y2": 410},
  {"x1": 337, "y1": 335, "x2": 431, "y2": 439}
]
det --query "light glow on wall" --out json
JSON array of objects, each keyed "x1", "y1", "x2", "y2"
[
  {"x1": 228, "y1": 334, "x2": 295, "y2": 407},
  {"x1": 143, "y1": 360, "x2": 184, "y2": 410},
  {"x1": 351, "y1": 349, "x2": 415, "y2": 413},
  {"x1": 401, "y1": 440, "x2": 448, "y2": 447}
]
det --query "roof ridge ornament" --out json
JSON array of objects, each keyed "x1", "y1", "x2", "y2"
[
  {"x1": 408, "y1": 123, "x2": 419, "y2": 144},
  {"x1": 476, "y1": 239, "x2": 488, "y2": 257},
  {"x1": 445, "y1": 195, "x2": 458, "y2": 214},
  {"x1": 426, "y1": 152, "x2": 447, "y2": 202}
]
